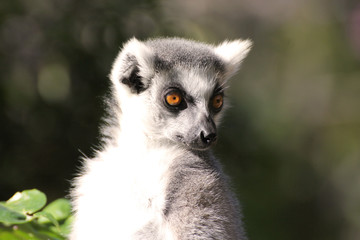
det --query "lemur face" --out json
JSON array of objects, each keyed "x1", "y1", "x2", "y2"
[
  {"x1": 110, "y1": 38, "x2": 251, "y2": 150},
  {"x1": 146, "y1": 67, "x2": 225, "y2": 150}
]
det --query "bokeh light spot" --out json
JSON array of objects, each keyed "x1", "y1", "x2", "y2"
[{"x1": 37, "y1": 63, "x2": 71, "y2": 103}]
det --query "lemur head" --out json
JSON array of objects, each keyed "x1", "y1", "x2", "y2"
[{"x1": 110, "y1": 37, "x2": 251, "y2": 150}]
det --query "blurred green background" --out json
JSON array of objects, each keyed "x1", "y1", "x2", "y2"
[{"x1": 1, "y1": 0, "x2": 360, "y2": 239}]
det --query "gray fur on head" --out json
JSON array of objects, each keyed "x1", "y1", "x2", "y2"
[
  {"x1": 70, "y1": 37, "x2": 252, "y2": 240},
  {"x1": 110, "y1": 37, "x2": 252, "y2": 94}
]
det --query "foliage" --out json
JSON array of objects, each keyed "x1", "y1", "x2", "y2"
[{"x1": 0, "y1": 189, "x2": 72, "y2": 240}]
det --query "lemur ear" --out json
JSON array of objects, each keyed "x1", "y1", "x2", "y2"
[
  {"x1": 110, "y1": 38, "x2": 155, "y2": 94},
  {"x1": 214, "y1": 39, "x2": 252, "y2": 80}
]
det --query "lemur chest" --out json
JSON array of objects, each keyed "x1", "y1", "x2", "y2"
[
  {"x1": 79, "y1": 147, "x2": 178, "y2": 234},
  {"x1": 105, "y1": 147, "x2": 177, "y2": 212}
]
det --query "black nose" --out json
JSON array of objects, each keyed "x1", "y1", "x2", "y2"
[{"x1": 200, "y1": 131, "x2": 217, "y2": 145}]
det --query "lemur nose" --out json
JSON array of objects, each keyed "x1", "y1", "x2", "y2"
[{"x1": 200, "y1": 131, "x2": 217, "y2": 145}]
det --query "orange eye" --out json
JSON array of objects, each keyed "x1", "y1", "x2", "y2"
[
  {"x1": 212, "y1": 94, "x2": 223, "y2": 109},
  {"x1": 165, "y1": 91, "x2": 182, "y2": 106}
]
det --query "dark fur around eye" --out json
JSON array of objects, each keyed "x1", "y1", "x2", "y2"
[
  {"x1": 163, "y1": 88, "x2": 187, "y2": 112},
  {"x1": 210, "y1": 86, "x2": 224, "y2": 113}
]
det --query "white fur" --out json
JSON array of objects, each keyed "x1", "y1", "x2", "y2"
[
  {"x1": 71, "y1": 42, "x2": 181, "y2": 238},
  {"x1": 214, "y1": 39, "x2": 252, "y2": 79},
  {"x1": 71, "y1": 145, "x2": 183, "y2": 239},
  {"x1": 111, "y1": 38, "x2": 156, "y2": 86},
  {"x1": 70, "y1": 37, "x2": 251, "y2": 240}
]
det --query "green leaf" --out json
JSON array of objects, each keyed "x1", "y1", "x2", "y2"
[
  {"x1": 35, "y1": 228, "x2": 65, "y2": 240},
  {"x1": 0, "y1": 223, "x2": 63, "y2": 240},
  {"x1": 0, "y1": 190, "x2": 70, "y2": 239},
  {"x1": 38, "y1": 199, "x2": 71, "y2": 223},
  {"x1": 0, "y1": 224, "x2": 41, "y2": 240},
  {"x1": 0, "y1": 204, "x2": 28, "y2": 225},
  {"x1": 4, "y1": 190, "x2": 47, "y2": 215},
  {"x1": 34, "y1": 212, "x2": 59, "y2": 229},
  {"x1": 58, "y1": 215, "x2": 74, "y2": 236},
  {"x1": 0, "y1": 229, "x2": 20, "y2": 240},
  {"x1": 37, "y1": 213, "x2": 73, "y2": 237},
  {"x1": 11, "y1": 228, "x2": 41, "y2": 240}
]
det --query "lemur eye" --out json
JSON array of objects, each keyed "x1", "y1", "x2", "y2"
[
  {"x1": 165, "y1": 90, "x2": 182, "y2": 106},
  {"x1": 212, "y1": 94, "x2": 223, "y2": 110}
]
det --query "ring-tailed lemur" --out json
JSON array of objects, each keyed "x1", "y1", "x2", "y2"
[{"x1": 70, "y1": 37, "x2": 252, "y2": 240}]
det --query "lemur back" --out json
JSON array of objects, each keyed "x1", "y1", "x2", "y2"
[{"x1": 70, "y1": 37, "x2": 252, "y2": 240}]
